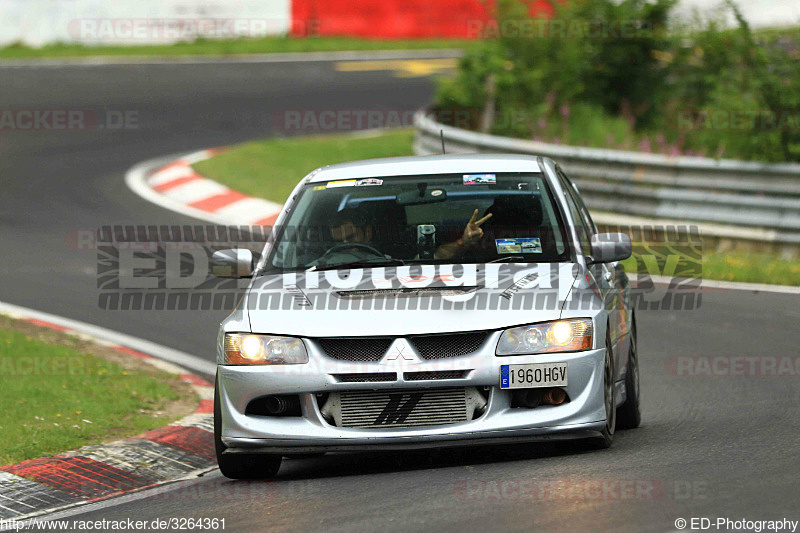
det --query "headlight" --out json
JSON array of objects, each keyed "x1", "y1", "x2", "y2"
[
  {"x1": 496, "y1": 319, "x2": 593, "y2": 355},
  {"x1": 223, "y1": 333, "x2": 308, "y2": 365}
]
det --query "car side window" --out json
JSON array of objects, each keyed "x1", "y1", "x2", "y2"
[
  {"x1": 556, "y1": 169, "x2": 592, "y2": 256},
  {"x1": 562, "y1": 172, "x2": 597, "y2": 234},
  {"x1": 558, "y1": 169, "x2": 597, "y2": 235}
]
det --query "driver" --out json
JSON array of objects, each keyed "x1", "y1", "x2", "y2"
[
  {"x1": 329, "y1": 208, "x2": 491, "y2": 260},
  {"x1": 330, "y1": 218, "x2": 373, "y2": 245}
]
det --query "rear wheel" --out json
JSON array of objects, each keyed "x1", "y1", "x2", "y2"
[
  {"x1": 214, "y1": 375, "x2": 282, "y2": 479},
  {"x1": 590, "y1": 332, "x2": 616, "y2": 449},
  {"x1": 616, "y1": 316, "x2": 642, "y2": 430}
]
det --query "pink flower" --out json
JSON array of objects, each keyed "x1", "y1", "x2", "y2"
[
  {"x1": 639, "y1": 139, "x2": 652, "y2": 152},
  {"x1": 538, "y1": 118, "x2": 547, "y2": 130},
  {"x1": 560, "y1": 104, "x2": 570, "y2": 118}
]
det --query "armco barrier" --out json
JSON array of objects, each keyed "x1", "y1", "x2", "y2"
[{"x1": 414, "y1": 111, "x2": 800, "y2": 251}]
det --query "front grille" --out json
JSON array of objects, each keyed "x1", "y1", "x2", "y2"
[
  {"x1": 315, "y1": 337, "x2": 393, "y2": 361},
  {"x1": 404, "y1": 370, "x2": 469, "y2": 381},
  {"x1": 409, "y1": 332, "x2": 489, "y2": 359},
  {"x1": 334, "y1": 388, "x2": 471, "y2": 428},
  {"x1": 335, "y1": 372, "x2": 396, "y2": 383}
]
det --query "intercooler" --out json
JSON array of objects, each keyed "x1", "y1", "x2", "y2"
[{"x1": 319, "y1": 387, "x2": 487, "y2": 429}]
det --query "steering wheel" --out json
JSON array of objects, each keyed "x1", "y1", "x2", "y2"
[{"x1": 320, "y1": 242, "x2": 385, "y2": 261}]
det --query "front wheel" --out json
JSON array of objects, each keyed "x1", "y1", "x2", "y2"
[
  {"x1": 616, "y1": 316, "x2": 642, "y2": 430},
  {"x1": 590, "y1": 333, "x2": 616, "y2": 449},
  {"x1": 214, "y1": 375, "x2": 282, "y2": 479}
]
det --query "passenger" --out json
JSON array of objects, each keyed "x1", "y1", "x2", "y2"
[{"x1": 329, "y1": 208, "x2": 491, "y2": 260}]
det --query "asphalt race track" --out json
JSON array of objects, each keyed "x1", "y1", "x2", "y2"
[{"x1": 1, "y1": 56, "x2": 798, "y2": 532}]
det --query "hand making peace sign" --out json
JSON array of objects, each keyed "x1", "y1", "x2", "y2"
[{"x1": 461, "y1": 209, "x2": 493, "y2": 246}]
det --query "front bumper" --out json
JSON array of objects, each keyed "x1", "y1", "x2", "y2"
[{"x1": 218, "y1": 345, "x2": 607, "y2": 452}]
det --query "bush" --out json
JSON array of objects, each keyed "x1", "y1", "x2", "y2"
[{"x1": 435, "y1": 0, "x2": 800, "y2": 162}]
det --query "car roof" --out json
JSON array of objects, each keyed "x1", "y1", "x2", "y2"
[{"x1": 307, "y1": 154, "x2": 544, "y2": 183}]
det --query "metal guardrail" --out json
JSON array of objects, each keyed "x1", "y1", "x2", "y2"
[{"x1": 414, "y1": 112, "x2": 800, "y2": 245}]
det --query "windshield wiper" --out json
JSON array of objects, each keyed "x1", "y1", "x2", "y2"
[
  {"x1": 306, "y1": 257, "x2": 406, "y2": 272},
  {"x1": 488, "y1": 255, "x2": 528, "y2": 263}
]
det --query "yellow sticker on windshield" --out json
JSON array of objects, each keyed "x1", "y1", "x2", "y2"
[{"x1": 326, "y1": 180, "x2": 357, "y2": 188}]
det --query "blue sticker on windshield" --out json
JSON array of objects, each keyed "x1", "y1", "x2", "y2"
[
  {"x1": 463, "y1": 174, "x2": 496, "y2": 185},
  {"x1": 495, "y1": 238, "x2": 542, "y2": 254}
]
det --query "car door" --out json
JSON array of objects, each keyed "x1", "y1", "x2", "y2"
[{"x1": 556, "y1": 167, "x2": 628, "y2": 381}]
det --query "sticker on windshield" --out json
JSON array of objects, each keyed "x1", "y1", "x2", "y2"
[
  {"x1": 326, "y1": 180, "x2": 356, "y2": 188},
  {"x1": 495, "y1": 238, "x2": 542, "y2": 254},
  {"x1": 355, "y1": 178, "x2": 383, "y2": 186},
  {"x1": 312, "y1": 185, "x2": 326, "y2": 191},
  {"x1": 463, "y1": 174, "x2": 496, "y2": 185}
]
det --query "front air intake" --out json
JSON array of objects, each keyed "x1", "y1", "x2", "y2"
[
  {"x1": 320, "y1": 387, "x2": 486, "y2": 428},
  {"x1": 409, "y1": 332, "x2": 489, "y2": 359}
]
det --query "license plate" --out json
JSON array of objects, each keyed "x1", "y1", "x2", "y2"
[{"x1": 500, "y1": 362, "x2": 568, "y2": 389}]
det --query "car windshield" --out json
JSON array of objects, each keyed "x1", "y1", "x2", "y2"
[{"x1": 266, "y1": 172, "x2": 570, "y2": 272}]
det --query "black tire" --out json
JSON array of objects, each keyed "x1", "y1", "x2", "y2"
[
  {"x1": 616, "y1": 315, "x2": 642, "y2": 430},
  {"x1": 590, "y1": 331, "x2": 617, "y2": 449},
  {"x1": 214, "y1": 375, "x2": 282, "y2": 479}
]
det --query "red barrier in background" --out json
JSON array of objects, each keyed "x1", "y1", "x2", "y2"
[{"x1": 291, "y1": 0, "x2": 554, "y2": 39}]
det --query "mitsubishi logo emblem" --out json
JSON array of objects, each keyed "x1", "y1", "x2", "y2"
[{"x1": 386, "y1": 339, "x2": 414, "y2": 361}]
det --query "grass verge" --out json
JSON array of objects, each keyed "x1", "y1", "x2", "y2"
[
  {"x1": 0, "y1": 37, "x2": 467, "y2": 60},
  {"x1": 621, "y1": 249, "x2": 800, "y2": 286},
  {"x1": 192, "y1": 129, "x2": 799, "y2": 286},
  {"x1": 0, "y1": 315, "x2": 197, "y2": 466},
  {"x1": 192, "y1": 129, "x2": 415, "y2": 203}
]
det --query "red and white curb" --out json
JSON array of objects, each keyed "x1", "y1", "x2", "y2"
[
  {"x1": 127, "y1": 148, "x2": 282, "y2": 227},
  {"x1": 0, "y1": 304, "x2": 217, "y2": 521}
]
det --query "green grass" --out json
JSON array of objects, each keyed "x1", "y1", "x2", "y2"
[
  {"x1": 0, "y1": 318, "x2": 193, "y2": 465},
  {"x1": 0, "y1": 37, "x2": 468, "y2": 60},
  {"x1": 193, "y1": 129, "x2": 415, "y2": 203},
  {"x1": 194, "y1": 129, "x2": 798, "y2": 286},
  {"x1": 621, "y1": 249, "x2": 800, "y2": 286}
]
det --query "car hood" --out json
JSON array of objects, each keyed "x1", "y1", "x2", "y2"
[{"x1": 244, "y1": 263, "x2": 580, "y2": 337}]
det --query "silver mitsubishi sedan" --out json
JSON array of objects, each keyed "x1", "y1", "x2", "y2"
[{"x1": 212, "y1": 154, "x2": 640, "y2": 479}]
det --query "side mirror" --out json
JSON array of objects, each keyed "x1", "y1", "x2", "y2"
[
  {"x1": 211, "y1": 249, "x2": 257, "y2": 278},
  {"x1": 589, "y1": 233, "x2": 632, "y2": 263}
]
